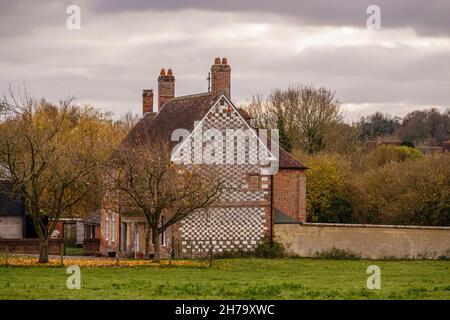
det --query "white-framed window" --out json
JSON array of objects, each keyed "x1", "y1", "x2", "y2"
[
  {"x1": 105, "y1": 211, "x2": 110, "y2": 242},
  {"x1": 111, "y1": 214, "x2": 116, "y2": 243},
  {"x1": 135, "y1": 223, "x2": 140, "y2": 252}
]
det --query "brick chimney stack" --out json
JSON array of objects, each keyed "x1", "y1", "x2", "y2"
[
  {"x1": 142, "y1": 89, "x2": 154, "y2": 115},
  {"x1": 211, "y1": 57, "x2": 231, "y2": 99},
  {"x1": 158, "y1": 68, "x2": 175, "y2": 110}
]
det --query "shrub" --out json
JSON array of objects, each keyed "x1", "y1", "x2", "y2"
[
  {"x1": 352, "y1": 155, "x2": 450, "y2": 226},
  {"x1": 213, "y1": 238, "x2": 285, "y2": 259},
  {"x1": 213, "y1": 249, "x2": 254, "y2": 259},
  {"x1": 314, "y1": 247, "x2": 361, "y2": 260},
  {"x1": 306, "y1": 153, "x2": 353, "y2": 223},
  {"x1": 254, "y1": 238, "x2": 285, "y2": 258},
  {"x1": 361, "y1": 145, "x2": 423, "y2": 168},
  {"x1": 438, "y1": 250, "x2": 450, "y2": 260},
  {"x1": 401, "y1": 140, "x2": 415, "y2": 148},
  {"x1": 297, "y1": 146, "x2": 448, "y2": 226}
]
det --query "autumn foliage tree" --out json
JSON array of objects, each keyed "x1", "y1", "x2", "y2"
[
  {"x1": 0, "y1": 88, "x2": 124, "y2": 262},
  {"x1": 351, "y1": 155, "x2": 450, "y2": 225},
  {"x1": 305, "y1": 147, "x2": 449, "y2": 226},
  {"x1": 305, "y1": 154, "x2": 353, "y2": 223},
  {"x1": 247, "y1": 84, "x2": 449, "y2": 226}
]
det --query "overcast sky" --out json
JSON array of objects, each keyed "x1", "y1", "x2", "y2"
[{"x1": 1, "y1": 0, "x2": 449, "y2": 122}]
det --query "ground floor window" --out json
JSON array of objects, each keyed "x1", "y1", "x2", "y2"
[
  {"x1": 105, "y1": 213, "x2": 110, "y2": 242},
  {"x1": 63, "y1": 223, "x2": 76, "y2": 246},
  {"x1": 111, "y1": 214, "x2": 116, "y2": 242},
  {"x1": 85, "y1": 225, "x2": 96, "y2": 239}
]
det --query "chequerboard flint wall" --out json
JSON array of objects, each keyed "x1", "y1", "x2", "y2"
[{"x1": 178, "y1": 98, "x2": 270, "y2": 257}]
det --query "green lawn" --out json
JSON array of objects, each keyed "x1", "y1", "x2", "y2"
[
  {"x1": 65, "y1": 246, "x2": 83, "y2": 256},
  {"x1": 1, "y1": 258, "x2": 449, "y2": 299}
]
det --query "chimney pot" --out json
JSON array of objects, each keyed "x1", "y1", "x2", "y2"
[
  {"x1": 167, "y1": 68, "x2": 173, "y2": 76},
  {"x1": 160, "y1": 68, "x2": 166, "y2": 76},
  {"x1": 214, "y1": 57, "x2": 221, "y2": 65},
  {"x1": 221, "y1": 57, "x2": 228, "y2": 65}
]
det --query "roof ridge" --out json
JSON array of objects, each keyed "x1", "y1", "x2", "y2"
[
  {"x1": 169, "y1": 92, "x2": 211, "y2": 101},
  {"x1": 159, "y1": 92, "x2": 211, "y2": 112}
]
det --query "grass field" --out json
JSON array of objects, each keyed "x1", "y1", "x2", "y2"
[
  {"x1": 0, "y1": 258, "x2": 449, "y2": 299},
  {"x1": 65, "y1": 246, "x2": 84, "y2": 256}
]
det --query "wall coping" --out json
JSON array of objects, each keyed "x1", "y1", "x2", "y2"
[
  {"x1": 289, "y1": 222, "x2": 450, "y2": 231},
  {"x1": 0, "y1": 238, "x2": 66, "y2": 242},
  {"x1": 83, "y1": 238, "x2": 100, "y2": 243}
]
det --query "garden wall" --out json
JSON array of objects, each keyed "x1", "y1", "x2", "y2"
[
  {"x1": 83, "y1": 239, "x2": 100, "y2": 256},
  {"x1": 0, "y1": 239, "x2": 65, "y2": 255},
  {"x1": 274, "y1": 223, "x2": 450, "y2": 259}
]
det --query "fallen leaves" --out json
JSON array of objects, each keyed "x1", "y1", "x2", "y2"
[{"x1": 0, "y1": 254, "x2": 206, "y2": 268}]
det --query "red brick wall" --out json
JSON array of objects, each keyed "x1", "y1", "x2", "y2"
[
  {"x1": 273, "y1": 169, "x2": 307, "y2": 222},
  {"x1": 94, "y1": 225, "x2": 101, "y2": 239},
  {"x1": 83, "y1": 239, "x2": 100, "y2": 256},
  {"x1": 99, "y1": 209, "x2": 121, "y2": 256},
  {"x1": 142, "y1": 89, "x2": 154, "y2": 114},
  {"x1": 158, "y1": 69, "x2": 175, "y2": 109},
  {"x1": 0, "y1": 239, "x2": 65, "y2": 255}
]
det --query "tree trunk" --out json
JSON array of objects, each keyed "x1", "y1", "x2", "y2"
[
  {"x1": 152, "y1": 226, "x2": 161, "y2": 263},
  {"x1": 38, "y1": 238, "x2": 49, "y2": 263},
  {"x1": 144, "y1": 226, "x2": 151, "y2": 259}
]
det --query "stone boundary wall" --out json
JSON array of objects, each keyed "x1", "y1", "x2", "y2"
[{"x1": 274, "y1": 223, "x2": 450, "y2": 259}]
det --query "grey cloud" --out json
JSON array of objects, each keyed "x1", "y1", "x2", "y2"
[
  {"x1": 1, "y1": 1, "x2": 449, "y2": 38},
  {"x1": 213, "y1": 44, "x2": 450, "y2": 106},
  {"x1": 0, "y1": 1, "x2": 449, "y2": 120},
  {"x1": 93, "y1": 0, "x2": 450, "y2": 36}
]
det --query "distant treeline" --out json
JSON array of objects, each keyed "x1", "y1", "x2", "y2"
[{"x1": 247, "y1": 85, "x2": 449, "y2": 226}]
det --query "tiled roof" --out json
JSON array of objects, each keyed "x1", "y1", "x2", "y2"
[
  {"x1": 122, "y1": 93, "x2": 306, "y2": 169},
  {"x1": 123, "y1": 92, "x2": 212, "y2": 147}
]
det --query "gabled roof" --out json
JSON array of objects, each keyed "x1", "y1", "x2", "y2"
[
  {"x1": 122, "y1": 93, "x2": 306, "y2": 169},
  {"x1": 171, "y1": 94, "x2": 277, "y2": 164}
]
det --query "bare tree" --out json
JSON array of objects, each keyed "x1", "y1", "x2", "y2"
[
  {"x1": 0, "y1": 87, "x2": 121, "y2": 263},
  {"x1": 247, "y1": 85, "x2": 343, "y2": 154},
  {"x1": 106, "y1": 141, "x2": 224, "y2": 262},
  {"x1": 118, "y1": 111, "x2": 141, "y2": 133},
  {"x1": 247, "y1": 92, "x2": 296, "y2": 152}
]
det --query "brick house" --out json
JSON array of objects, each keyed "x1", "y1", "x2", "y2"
[{"x1": 100, "y1": 58, "x2": 307, "y2": 258}]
